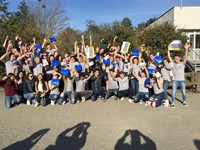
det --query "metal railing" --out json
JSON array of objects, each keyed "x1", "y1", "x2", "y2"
[{"x1": 188, "y1": 49, "x2": 200, "y2": 72}]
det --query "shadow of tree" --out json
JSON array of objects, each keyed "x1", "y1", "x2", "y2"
[
  {"x1": 3, "y1": 128, "x2": 50, "y2": 150},
  {"x1": 115, "y1": 129, "x2": 156, "y2": 150},
  {"x1": 194, "y1": 139, "x2": 200, "y2": 150},
  {"x1": 45, "y1": 122, "x2": 90, "y2": 150}
]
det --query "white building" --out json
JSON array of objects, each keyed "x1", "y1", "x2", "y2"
[{"x1": 150, "y1": 6, "x2": 200, "y2": 62}]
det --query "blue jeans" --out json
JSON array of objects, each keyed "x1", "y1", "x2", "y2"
[
  {"x1": 105, "y1": 89, "x2": 118, "y2": 99},
  {"x1": 62, "y1": 91, "x2": 75, "y2": 104},
  {"x1": 131, "y1": 79, "x2": 139, "y2": 97},
  {"x1": 91, "y1": 87, "x2": 106, "y2": 101},
  {"x1": 49, "y1": 94, "x2": 63, "y2": 105},
  {"x1": 134, "y1": 92, "x2": 149, "y2": 102},
  {"x1": 23, "y1": 93, "x2": 37, "y2": 104},
  {"x1": 172, "y1": 80, "x2": 186, "y2": 104},
  {"x1": 163, "y1": 80, "x2": 170, "y2": 100},
  {"x1": 5, "y1": 94, "x2": 20, "y2": 108},
  {"x1": 150, "y1": 91, "x2": 165, "y2": 107}
]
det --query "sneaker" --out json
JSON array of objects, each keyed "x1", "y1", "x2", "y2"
[
  {"x1": 128, "y1": 99, "x2": 133, "y2": 103},
  {"x1": 171, "y1": 104, "x2": 175, "y2": 108},
  {"x1": 26, "y1": 100, "x2": 31, "y2": 105},
  {"x1": 51, "y1": 100, "x2": 55, "y2": 105},
  {"x1": 62, "y1": 101, "x2": 66, "y2": 105},
  {"x1": 34, "y1": 102, "x2": 39, "y2": 107},
  {"x1": 163, "y1": 100, "x2": 169, "y2": 107},
  {"x1": 81, "y1": 96, "x2": 86, "y2": 102},
  {"x1": 120, "y1": 97, "x2": 124, "y2": 101},
  {"x1": 77, "y1": 100, "x2": 81, "y2": 103},
  {"x1": 139, "y1": 100, "x2": 143, "y2": 104},
  {"x1": 183, "y1": 102, "x2": 188, "y2": 106},
  {"x1": 101, "y1": 97, "x2": 106, "y2": 102},
  {"x1": 145, "y1": 101, "x2": 148, "y2": 106},
  {"x1": 114, "y1": 96, "x2": 118, "y2": 100}
]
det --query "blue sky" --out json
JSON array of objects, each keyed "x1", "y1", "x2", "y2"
[{"x1": 7, "y1": 0, "x2": 200, "y2": 31}]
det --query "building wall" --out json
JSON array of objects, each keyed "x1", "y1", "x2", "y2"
[
  {"x1": 174, "y1": 7, "x2": 200, "y2": 30},
  {"x1": 149, "y1": 8, "x2": 174, "y2": 27},
  {"x1": 150, "y1": 6, "x2": 200, "y2": 30}
]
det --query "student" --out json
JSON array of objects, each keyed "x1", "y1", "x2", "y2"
[
  {"x1": 23, "y1": 73, "x2": 38, "y2": 106},
  {"x1": 168, "y1": 42, "x2": 189, "y2": 108},
  {"x1": 132, "y1": 68, "x2": 150, "y2": 104},
  {"x1": 42, "y1": 38, "x2": 58, "y2": 56},
  {"x1": 0, "y1": 48, "x2": 21, "y2": 75},
  {"x1": 113, "y1": 71, "x2": 133, "y2": 102},
  {"x1": 35, "y1": 73, "x2": 49, "y2": 106},
  {"x1": 90, "y1": 66, "x2": 106, "y2": 101},
  {"x1": 61, "y1": 71, "x2": 76, "y2": 105},
  {"x1": 161, "y1": 59, "x2": 173, "y2": 106},
  {"x1": 33, "y1": 57, "x2": 43, "y2": 77},
  {"x1": 0, "y1": 73, "x2": 20, "y2": 108},
  {"x1": 74, "y1": 72, "x2": 93, "y2": 103},
  {"x1": 129, "y1": 56, "x2": 140, "y2": 99},
  {"x1": 48, "y1": 72, "x2": 63, "y2": 105},
  {"x1": 147, "y1": 68, "x2": 165, "y2": 107},
  {"x1": 16, "y1": 71, "x2": 25, "y2": 102},
  {"x1": 105, "y1": 69, "x2": 119, "y2": 100}
]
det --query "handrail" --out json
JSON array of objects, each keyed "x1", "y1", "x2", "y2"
[{"x1": 188, "y1": 48, "x2": 200, "y2": 72}]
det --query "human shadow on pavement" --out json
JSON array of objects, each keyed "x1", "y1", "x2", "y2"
[
  {"x1": 194, "y1": 139, "x2": 200, "y2": 150},
  {"x1": 45, "y1": 122, "x2": 90, "y2": 150},
  {"x1": 115, "y1": 129, "x2": 156, "y2": 150},
  {"x1": 2, "y1": 128, "x2": 50, "y2": 150}
]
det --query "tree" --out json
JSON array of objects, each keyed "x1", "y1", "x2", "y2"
[
  {"x1": 139, "y1": 22, "x2": 187, "y2": 57},
  {"x1": 121, "y1": 17, "x2": 133, "y2": 29},
  {"x1": 28, "y1": 0, "x2": 68, "y2": 37}
]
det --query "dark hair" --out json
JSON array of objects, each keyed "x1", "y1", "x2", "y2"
[
  {"x1": 16, "y1": 71, "x2": 25, "y2": 80},
  {"x1": 26, "y1": 72, "x2": 33, "y2": 81},
  {"x1": 79, "y1": 72, "x2": 85, "y2": 78},
  {"x1": 141, "y1": 70, "x2": 147, "y2": 77},
  {"x1": 6, "y1": 73, "x2": 15, "y2": 85},
  {"x1": 35, "y1": 73, "x2": 46, "y2": 91}
]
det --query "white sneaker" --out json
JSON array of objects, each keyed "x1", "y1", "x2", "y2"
[
  {"x1": 128, "y1": 99, "x2": 133, "y2": 103},
  {"x1": 81, "y1": 96, "x2": 86, "y2": 102},
  {"x1": 26, "y1": 100, "x2": 31, "y2": 105},
  {"x1": 163, "y1": 100, "x2": 169, "y2": 107},
  {"x1": 62, "y1": 101, "x2": 66, "y2": 105},
  {"x1": 34, "y1": 102, "x2": 39, "y2": 107},
  {"x1": 77, "y1": 100, "x2": 81, "y2": 103},
  {"x1": 120, "y1": 97, "x2": 124, "y2": 101},
  {"x1": 51, "y1": 100, "x2": 55, "y2": 105},
  {"x1": 139, "y1": 100, "x2": 143, "y2": 104}
]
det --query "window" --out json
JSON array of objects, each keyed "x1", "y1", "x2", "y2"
[
  {"x1": 190, "y1": 34, "x2": 194, "y2": 49},
  {"x1": 195, "y1": 34, "x2": 200, "y2": 49}
]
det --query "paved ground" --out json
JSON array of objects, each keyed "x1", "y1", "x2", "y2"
[{"x1": 0, "y1": 92, "x2": 200, "y2": 150}]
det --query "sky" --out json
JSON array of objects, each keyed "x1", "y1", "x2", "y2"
[{"x1": 7, "y1": 0, "x2": 200, "y2": 31}]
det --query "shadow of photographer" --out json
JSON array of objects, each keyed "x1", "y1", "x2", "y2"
[
  {"x1": 3, "y1": 128, "x2": 50, "y2": 150},
  {"x1": 45, "y1": 122, "x2": 90, "y2": 150},
  {"x1": 115, "y1": 129, "x2": 156, "y2": 150}
]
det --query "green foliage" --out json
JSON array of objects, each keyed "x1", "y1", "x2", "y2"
[
  {"x1": 139, "y1": 22, "x2": 187, "y2": 57},
  {"x1": 57, "y1": 27, "x2": 82, "y2": 54}
]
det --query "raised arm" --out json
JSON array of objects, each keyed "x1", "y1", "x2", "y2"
[
  {"x1": 183, "y1": 42, "x2": 189, "y2": 65},
  {"x1": 74, "y1": 41, "x2": 77, "y2": 55},
  {"x1": 167, "y1": 45, "x2": 173, "y2": 62},
  {"x1": 81, "y1": 35, "x2": 85, "y2": 53},
  {"x1": 52, "y1": 42, "x2": 58, "y2": 51},
  {"x1": 89, "y1": 35, "x2": 92, "y2": 47},
  {"x1": 0, "y1": 51, "x2": 8, "y2": 62},
  {"x1": 3, "y1": 36, "x2": 9, "y2": 48},
  {"x1": 42, "y1": 38, "x2": 47, "y2": 48}
]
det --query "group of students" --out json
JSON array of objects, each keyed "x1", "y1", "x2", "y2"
[{"x1": 0, "y1": 35, "x2": 189, "y2": 109}]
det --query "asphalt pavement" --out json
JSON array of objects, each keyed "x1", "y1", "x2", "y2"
[{"x1": 0, "y1": 92, "x2": 200, "y2": 150}]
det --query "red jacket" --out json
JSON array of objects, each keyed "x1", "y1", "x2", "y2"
[{"x1": 0, "y1": 79, "x2": 19, "y2": 96}]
